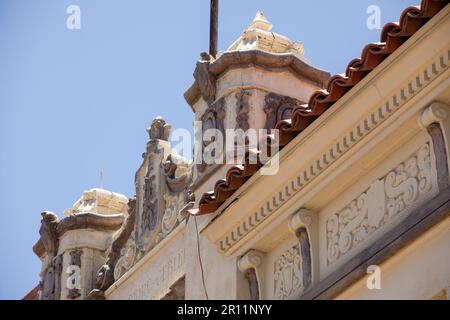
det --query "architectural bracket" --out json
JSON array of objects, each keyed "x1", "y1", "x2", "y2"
[
  {"x1": 238, "y1": 250, "x2": 264, "y2": 300},
  {"x1": 418, "y1": 102, "x2": 450, "y2": 190},
  {"x1": 288, "y1": 209, "x2": 317, "y2": 290}
]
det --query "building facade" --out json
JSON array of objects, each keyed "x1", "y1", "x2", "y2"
[{"x1": 28, "y1": 0, "x2": 450, "y2": 300}]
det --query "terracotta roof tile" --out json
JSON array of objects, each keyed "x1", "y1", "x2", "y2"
[
  {"x1": 22, "y1": 284, "x2": 40, "y2": 300},
  {"x1": 194, "y1": 0, "x2": 449, "y2": 215}
]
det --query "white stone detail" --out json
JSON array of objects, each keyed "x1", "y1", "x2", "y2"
[
  {"x1": 418, "y1": 102, "x2": 448, "y2": 130},
  {"x1": 226, "y1": 11, "x2": 305, "y2": 60},
  {"x1": 64, "y1": 188, "x2": 128, "y2": 217},
  {"x1": 114, "y1": 240, "x2": 137, "y2": 280},
  {"x1": 326, "y1": 143, "x2": 433, "y2": 265},
  {"x1": 274, "y1": 245, "x2": 302, "y2": 300},
  {"x1": 160, "y1": 193, "x2": 184, "y2": 235},
  {"x1": 238, "y1": 250, "x2": 263, "y2": 272}
]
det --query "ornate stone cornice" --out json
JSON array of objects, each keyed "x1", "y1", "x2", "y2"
[
  {"x1": 184, "y1": 50, "x2": 331, "y2": 108},
  {"x1": 57, "y1": 212, "x2": 125, "y2": 237}
]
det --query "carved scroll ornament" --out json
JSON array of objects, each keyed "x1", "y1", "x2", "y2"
[
  {"x1": 326, "y1": 143, "x2": 434, "y2": 264},
  {"x1": 238, "y1": 250, "x2": 264, "y2": 300},
  {"x1": 264, "y1": 93, "x2": 304, "y2": 130},
  {"x1": 236, "y1": 90, "x2": 252, "y2": 131}
]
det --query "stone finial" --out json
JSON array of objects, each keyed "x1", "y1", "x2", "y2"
[
  {"x1": 64, "y1": 188, "x2": 129, "y2": 216},
  {"x1": 227, "y1": 11, "x2": 306, "y2": 60},
  {"x1": 248, "y1": 11, "x2": 273, "y2": 31},
  {"x1": 146, "y1": 116, "x2": 171, "y2": 141}
]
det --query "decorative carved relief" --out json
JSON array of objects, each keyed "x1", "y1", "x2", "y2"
[
  {"x1": 38, "y1": 212, "x2": 59, "y2": 258},
  {"x1": 236, "y1": 91, "x2": 252, "y2": 131},
  {"x1": 147, "y1": 117, "x2": 171, "y2": 141},
  {"x1": 194, "y1": 52, "x2": 216, "y2": 104},
  {"x1": 327, "y1": 143, "x2": 433, "y2": 265},
  {"x1": 36, "y1": 211, "x2": 61, "y2": 300},
  {"x1": 289, "y1": 209, "x2": 315, "y2": 291},
  {"x1": 197, "y1": 98, "x2": 226, "y2": 173},
  {"x1": 112, "y1": 118, "x2": 191, "y2": 281},
  {"x1": 114, "y1": 239, "x2": 138, "y2": 280},
  {"x1": 274, "y1": 245, "x2": 302, "y2": 300},
  {"x1": 160, "y1": 193, "x2": 185, "y2": 236},
  {"x1": 41, "y1": 255, "x2": 62, "y2": 300},
  {"x1": 201, "y1": 98, "x2": 226, "y2": 146},
  {"x1": 88, "y1": 198, "x2": 136, "y2": 299},
  {"x1": 163, "y1": 154, "x2": 192, "y2": 193},
  {"x1": 264, "y1": 93, "x2": 303, "y2": 130},
  {"x1": 67, "y1": 250, "x2": 82, "y2": 299},
  {"x1": 141, "y1": 162, "x2": 158, "y2": 237}
]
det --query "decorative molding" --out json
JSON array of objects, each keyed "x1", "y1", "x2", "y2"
[
  {"x1": 105, "y1": 221, "x2": 186, "y2": 297},
  {"x1": 300, "y1": 188, "x2": 450, "y2": 300},
  {"x1": 114, "y1": 239, "x2": 138, "y2": 281},
  {"x1": 418, "y1": 102, "x2": 448, "y2": 130},
  {"x1": 184, "y1": 50, "x2": 331, "y2": 108},
  {"x1": 419, "y1": 102, "x2": 450, "y2": 191},
  {"x1": 235, "y1": 90, "x2": 252, "y2": 131},
  {"x1": 238, "y1": 250, "x2": 263, "y2": 272},
  {"x1": 263, "y1": 92, "x2": 304, "y2": 130},
  {"x1": 288, "y1": 209, "x2": 313, "y2": 233},
  {"x1": 326, "y1": 143, "x2": 434, "y2": 265},
  {"x1": 41, "y1": 254, "x2": 62, "y2": 300},
  {"x1": 57, "y1": 213, "x2": 125, "y2": 237},
  {"x1": 274, "y1": 244, "x2": 302, "y2": 300},
  {"x1": 238, "y1": 250, "x2": 264, "y2": 300},
  {"x1": 217, "y1": 50, "x2": 449, "y2": 254},
  {"x1": 193, "y1": 53, "x2": 216, "y2": 105},
  {"x1": 64, "y1": 189, "x2": 128, "y2": 216},
  {"x1": 160, "y1": 193, "x2": 185, "y2": 235},
  {"x1": 289, "y1": 209, "x2": 315, "y2": 290}
]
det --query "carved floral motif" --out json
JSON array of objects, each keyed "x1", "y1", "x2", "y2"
[
  {"x1": 274, "y1": 245, "x2": 302, "y2": 300},
  {"x1": 326, "y1": 143, "x2": 433, "y2": 265},
  {"x1": 263, "y1": 93, "x2": 303, "y2": 130},
  {"x1": 235, "y1": 91, "x2": 252, "y2": 131},
  {"x1": 160, "y1": 193, "x2": 185, "y2": 235}
]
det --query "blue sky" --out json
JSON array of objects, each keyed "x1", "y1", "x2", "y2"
[{"x1": 0, "y1": 0, "x2": 417, "y2": 299}]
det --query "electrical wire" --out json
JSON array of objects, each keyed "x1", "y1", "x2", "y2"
[{"x1": 194, "y1": 215, "x2": 209, "y2": 300}]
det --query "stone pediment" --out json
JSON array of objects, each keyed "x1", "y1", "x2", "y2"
[{"x1": 87, "y1": 118, "x2": 192, "y2": 299}]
